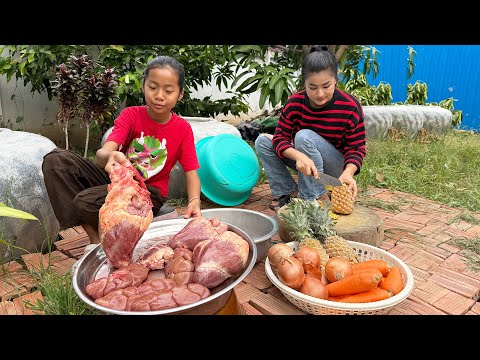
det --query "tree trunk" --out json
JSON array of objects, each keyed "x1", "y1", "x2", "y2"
[
  {"x1": 63, "y1": 120, "x2": 69, "y2": 150},
  {"x1": 84, "y1": 123, "x2": 90, "y2": 158},
  {"x1": 335, "y1": 45, "x2": 350, "y2": 61}
]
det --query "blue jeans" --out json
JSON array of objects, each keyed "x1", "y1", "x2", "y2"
[{"x1": 254, "y1": 130, "x2": 344, "y2": 200}]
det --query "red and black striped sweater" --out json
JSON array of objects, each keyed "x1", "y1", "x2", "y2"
[{"x1": 272, "y1": 88, "x2": 366, "y2": 174}]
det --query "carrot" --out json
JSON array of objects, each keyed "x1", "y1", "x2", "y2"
[
  {"x1": 325, "y1": 270, "x2": 382, "y2": 297},
  {"x1": 350, "y1": 268, "x2": 383, "y2": 279},
  {"x1": 337, "y1": 288, "x2": 393, "y2": 303},
  {"x1": 351, "y1": 259, "x2": 389, "y2": 277},
  {"x1": 380, "y1": 266, "x2": 404, "y2": 295}
]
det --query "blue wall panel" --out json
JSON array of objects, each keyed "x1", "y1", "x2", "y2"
[{"x1": 366, "y1": 45, "x2": 480, "y2": 131}]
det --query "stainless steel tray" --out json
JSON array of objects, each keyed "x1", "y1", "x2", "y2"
[{"x1": 72, "y1": 218, "x2": 257, "y2": 315}]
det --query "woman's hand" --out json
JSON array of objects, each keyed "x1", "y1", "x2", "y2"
[
  {"x1": 295, "y1": 154, "x2": 318, "y2": 178},
  {"x1": 339, "y1": 164, "x2": 358, "y2": 201},
  {"x1": 105, "y1": 151, "x2": 128, "y2": 174}
]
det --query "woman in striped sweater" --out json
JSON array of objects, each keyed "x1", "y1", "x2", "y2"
[{"x1": 255, "y1": 45, "x2": 366, "y2": 210}]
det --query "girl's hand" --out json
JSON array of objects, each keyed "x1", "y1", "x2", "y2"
[
  {"x1": 338, "y1": 172, "x2": 358, "y2": 201},
  {"x1": 184, "y1": 198, "x2": 202, "y2": 218},
  {"x1": 105, "y1": 151, "x2": 128, "y2": 174}
]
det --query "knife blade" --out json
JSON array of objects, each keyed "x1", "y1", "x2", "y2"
[{"x1": 314, "y1": 172, "x2": 343, "y2": 187}]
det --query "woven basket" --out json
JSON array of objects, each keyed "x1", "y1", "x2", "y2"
[{"x1": 265, "y1": 241, "x2": 414, "y2": 315}]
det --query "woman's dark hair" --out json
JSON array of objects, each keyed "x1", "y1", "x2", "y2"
[
  {"x1": 143, "y1": 55, "x2": 185, "y2": 92},
  {"x1": 301, "y1": 45, "x2": 338, "y2": 83}
]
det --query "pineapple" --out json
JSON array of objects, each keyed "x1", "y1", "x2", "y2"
[
  {"x1": 331, "y1": 183, "x2": 354, "y2": 215},
  {"x1": 278, "y1": 198, "x2": 330, "y2": 270},
  {"x1": 307, "y1": 202, "x2": 359, "y2": 264}
]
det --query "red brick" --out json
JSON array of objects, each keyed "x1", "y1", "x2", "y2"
[
  {"x1": 442, "y1": 253, "x2": 469, "y2": 273},
  {"x1": 240, "y1": 302, "x2": 263, "y2": 315},
  {"x1": 372, "y1": 209, "x2": 394, "y2": 220},
  {"x1": 0, "y1": 301, "x2": 18, "y2": 315},
  {"x1": 444, "y1": 226, "x2": 477, "y2": 239},
  {"x1": 242, "y1": 266, "x2": 272, "y2": 291},
  {"x1": 0, "y1": 276, "x2": 27, "y2": 301},
  {"x1": 438, "y1": 241, "x2": 461, "y2": 254},
  {"x1": 408, "y1": 214, "x2": 435, "y2": 225},
  {"x1": 21, "y1": 253, "x2": 50, "y2": 273},
  {"x1": 412, "y1": 280, "x2": 450, "y2": 304},
  {"x1": 432, "y1": 291, "x2": 476, "y2": 315},
  {"x1": 379, "y1": 241, "x2": 395, "y2": 251},
  {"x1": 428, "y1": 273, "x2": 480, "y2": 299},
  {"x1": 233, "y1": 282, "x2": 263, "y2": 304},
  {"x1": 0, "y1": 261, "x2": 24, "y2": 275},
  {"x1": 430, "y1": 264, "x2": 480, "y2": 295},
  {"x1": 387, "y1": 244, "x2": 418, "y2": 262},
  {"x1": 466, "y1": 225, "x2": 480, "y2": 236},
  {"x1": 6, "y1": 272, "x2": 36, "y2": 291},
  {"x1": 266, "y1": 285, "x2": 290, "y2": 303},
  {"x1": 399, "y1": 238, "x2": 451, "y2": 260},
  {"x1": 432, "y1": 231, "x2": 455, "y2": 241},
  {"x1": 409, "y1": 266, "x2": 430, "y2": 284},
  {"x1": 12, "y1": 291, "x2": 44, "y2": 315},
  {"x1": 404, "y1": 249, "x2": 444, "y2": 271},
  {"x1": 416, "y1": 223, "x2": 448, "y2": 236},
  {"x1": 388, "y1": 296, "x2": 447, "y2": 315},
  {"x1": 384, "y1": 218, "x2": 425, "y2": 232},
  {"x1": 450, "y1": 220, "x2": 474, "y2": 232},
  {"x1": 466, "y1": 302, "x2": 480, "y2": 315},
  {"x1": 248, "y1": 292, "x2": 305, "y2": 315},
  {"x1": 392, "y1": 212, "x2": 416, "y2": 221},
  {"x1": 58, "y1": 228, "x2": 78, "y2": 239}
]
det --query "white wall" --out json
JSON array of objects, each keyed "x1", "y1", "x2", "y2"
[
  {"x1": 0, "y1": 75, "x2": 95, "y2": 149},
  {"x1": 0, "y1": 75, "x2": 275, "y2": 149}
]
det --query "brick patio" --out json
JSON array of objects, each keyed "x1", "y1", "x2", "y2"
[{"x1": 1, "y1": 184, "x2": 479, "y2": 315}]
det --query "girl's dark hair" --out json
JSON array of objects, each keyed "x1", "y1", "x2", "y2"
[
  {"x1": 143, "y1": 55, "x2": 185, "y2": 92},
  {"x1": 301, "y1": 45, "x2": 338, "y2": 83}
]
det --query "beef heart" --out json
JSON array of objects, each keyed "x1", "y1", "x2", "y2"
[{"x1": 99, "y1": 160, "x2": 153, "y2": 268}]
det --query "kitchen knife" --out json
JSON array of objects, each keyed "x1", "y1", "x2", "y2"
[{"x1": 314, "y1": 172, "x2": 343, "y2": 187}]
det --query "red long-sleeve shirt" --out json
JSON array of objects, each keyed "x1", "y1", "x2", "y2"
[{"x1": 272, "y1": 88, "x2": 366, "y2": 174}]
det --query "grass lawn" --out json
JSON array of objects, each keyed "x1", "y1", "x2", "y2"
[{"x1": 356, "y1": 129, "x2": 480, "y2": 212}]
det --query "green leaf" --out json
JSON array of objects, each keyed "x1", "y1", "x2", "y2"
[
  {"x1": 231, "y1": 45, "x2": 262, "y2": 53},
  {"x1": 269, "y1": 74, "x2": 280, "y2": 89},
  {"x1": 274, "y1": 79, "x2": 285, "y2": 105},
  {"x1": 0, "y1": 203, "x2": 38, "y2": 221},
  {"x1": 259, "y1": 85, "x2": 270, "y2": 109}
]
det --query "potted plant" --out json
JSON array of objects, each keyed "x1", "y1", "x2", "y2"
[
  {"x1": 50, "y1": 55, "x2": 91, "y2": 150},
  {"x1": 51, "y1": 54, "x2": 119, "y2": 155},
  {"x1": 80, "y1": 64, "x2": 119, "y2": 157}
]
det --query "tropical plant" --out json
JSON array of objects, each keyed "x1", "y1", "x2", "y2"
[
  {"x1": 50, "y1": 54, "x2": 91, "y2": 150},
  {"x1": 80, "y1": 64, "x2": 119, "y2": 156},
  {"x1": 404, "y1": 80, "x2": 428, "y2": 105}
]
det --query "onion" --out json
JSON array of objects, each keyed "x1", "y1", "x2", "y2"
[
  {"x1": 325, "y1": 256, "x2": 353, "y2": 283},
  {"x1": 304, "y1": 264, "x2": 322, "y2": 281},
  {"x1": 268, "y1": 243, "x2": 294, "y2": 270},
  {"x1": 299, "y1": 275, "x2": 329, "y2": 300},
  {"x1": 277, "y1": 256, "x2": 305, "y2": 290},
  {"x1": 294, "y1": 247, "x2": 321, "y2": 271}
]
